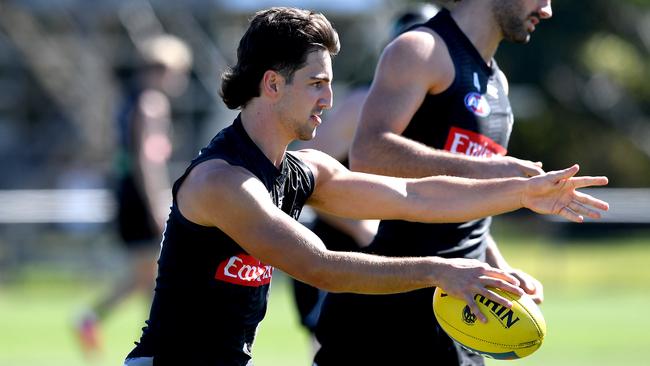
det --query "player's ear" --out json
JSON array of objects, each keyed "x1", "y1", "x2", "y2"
[{"x1": 261, "y1": 70, "x2": 283, "y2": 97}]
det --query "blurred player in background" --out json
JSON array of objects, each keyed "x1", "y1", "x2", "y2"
[
  {"x1": 290, "y1": 2, "x2": 439, "y2": 352},
  {"x1": 75, "y1": 34, "x2": 192, "y2": 357},
  {"x1": 315, "y1": 0, "x2": 554, "y2": 365}
]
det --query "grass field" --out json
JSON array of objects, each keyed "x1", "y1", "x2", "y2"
[{"x1": 0, "y1": 225, "x2": 649, "y2": 366}]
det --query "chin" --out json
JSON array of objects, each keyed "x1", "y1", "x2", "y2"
[
  {"x1": 298, "y1": 130, "x2": 317, "y2": 141},
  {"x1": 506, "y1": 31, "x2": 531, "y2": 44}
]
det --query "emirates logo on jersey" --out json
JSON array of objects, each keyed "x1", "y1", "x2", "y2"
[
  {"x1": 464, "y1": 92, "x2": 491, "y2": 117},
  {"x1": 215, "y1": 253, "x2": 273, "y2": 287},
  {"x1": 444, "y1": 127, "x2": 507, "y2": 158}
]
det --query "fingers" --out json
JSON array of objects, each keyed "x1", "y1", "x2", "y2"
[
  {"x1": 477, "y1": 265, "x2": 525, "y2": 296},
  {"x1": 529, "y1": 288, "x2": 544, "y2": 304},
  {"x1": 482, "y1": 267, "x2": 521, "y2": 287},
  {"x1": 547, "y1": 164, "x2": 579, "y2": 181},
  {"x1": 464, "y1": 295, "x2": 488, "y2": 323},
  {"x1": 511, "y1": 270, "x2": 544, "y2": 304},
  {"x1": 567, "y1": 200, "x2": 603, "y2": 220},
  {"x1": 523, "y1": 164, "x2": 544, "y2": 177},
  {"x1": 443, "y1": 260, "x2": 528, "y2": 324},
  {"x1": 461, "y1": 288, "x2": 511, "y2": 324},
  {"x1": 519, "y1": 160, "x2": 544, "y2": 177},
  {"x1": 560, "y1": 191, "x2": 609, "y2": 222},
  {"x1": 574, "y1": 191, "x2": 610, "y2": 211},
  {"x1": 511, "y1": 271, "x2": 536, "y2": 293},
  {"x1": 567, "y1": 176, "x2": 609, "y2": 189},
  {"x1": 480, "y1": 275, "x2": 525, "y2": 297},
  {"x1": 558, "y1": 206, "x2": 583, "y2": 223},
  {"x1": 465, "y1": 285, "x2": 520, "y2": 324},
  {"x1": 469, "y1": 274, "x2": 524, "y2": 323}
]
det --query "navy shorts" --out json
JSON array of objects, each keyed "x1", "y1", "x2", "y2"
[{"x1": 116, "y1": 176, "x2": 159, "y2": 249}]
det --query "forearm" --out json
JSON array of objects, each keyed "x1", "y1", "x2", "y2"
[
  {"x1": 350, "y1": 132, "x2": 498, "y2": 179},
  {"x1": 300, "y1": 250, "x2": 444, "y2": 294},
  {"x1": 485, "y1": 234, "x2": 512, "y2": 270},
  {"x1": 404, "y1": 176, "x2": 527, "y2": 223},
  {"x1": 136, "y1": 158, "x2": 172, "y2": 231},
  {"x1": 252, "y1": 214, "x2": 436, "y2": 294}
]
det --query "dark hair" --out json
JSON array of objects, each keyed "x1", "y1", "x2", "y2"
[{"x1": 220, "y1": 7, "x2": 340, "y2": 109}]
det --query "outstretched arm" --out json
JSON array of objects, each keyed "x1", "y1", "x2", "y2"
[
  {"x1": 301, "y1": 149, "x2": 608, "y2": 224},
  {"x1": 176, "y1": 159, "x2": 522, "y2": 304}
]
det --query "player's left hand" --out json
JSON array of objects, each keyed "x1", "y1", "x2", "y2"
[
  {"x1": 522, "y1": 164, "x2": 609, "y2": 222},
  {"x1": 508, "y1": 269, "x2": 544, "y2": 304}
]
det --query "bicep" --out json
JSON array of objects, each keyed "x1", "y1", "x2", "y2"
[
  {"x1": 223, "y1": 188, "x2": 327, "y2": 280},
  {"x1": 301, "y1": 150, "x2": 411, "y2": 220},
  {"x1": 178, "y1": 162, "x2": 327, "y2": 281},
  {"x1": 315, "y1": 172, "x2": 414, "y2": 220}
]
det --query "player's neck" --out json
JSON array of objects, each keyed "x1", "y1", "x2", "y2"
[
  {"x1": 240, "y1": 106, "x2": 289, "y2": 169},
  {"x1": 450, "y1": 4, "x2": 503, "y2": 64}
]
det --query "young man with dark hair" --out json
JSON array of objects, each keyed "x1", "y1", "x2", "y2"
[{"x1": 124, "y1": 6, "x2": 606, "y2": 366}]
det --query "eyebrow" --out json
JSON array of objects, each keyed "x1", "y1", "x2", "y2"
[{"x1": 310, "y1": 75, "x2": 331, "y2": 83}]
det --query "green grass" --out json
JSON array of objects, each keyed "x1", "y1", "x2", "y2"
[
  {"x1": 484, "y1": 227, "x2": 650, "y2": 365},
  {"x1": 0, "y1": 272, "x2": 310, "y2": 366},
  {"x1": 0, "y1": 228, "x2": 649, "y2": 366}
]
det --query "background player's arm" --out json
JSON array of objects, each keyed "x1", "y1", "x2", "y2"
[
  {"x1": 132, "y1": 89, "x2": 173, "y2": 235},
  {"x1": 485, "y1": 234, "x2": 544, "y2": 304},
  {"x1": 309, "y1": 210, "x2": 377, "y2": 247},
  {"x1": 349, "y1": 30, "x2": 543, "y2": 179},
  {"x1": 175, "y1": 159, "x2": 524, "y2": 303}
]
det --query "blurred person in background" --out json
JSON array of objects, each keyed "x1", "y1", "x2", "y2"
[
  {"x1": 75, "y1": 34, "x2": 192, "y2": 357},
  {"x1": 314, "y1": 0, "x2": 554, "y2": 365},
  {"x1": 121, "y1": 6, "x2": 607, "y2": 366},
  {"x1": 290, "y1": 2, "x2": 439, "y2": 353}
]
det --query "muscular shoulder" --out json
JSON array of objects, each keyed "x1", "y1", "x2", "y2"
[
  {"x1": 292, "y1": 149, "x2": 346, "y2": 185},
  {"x1": 380, "y1": 28, "x2": 454, "y2": 94},
  {"x1": 177, "y1": 159, "x2": 269, "y2": 227}
]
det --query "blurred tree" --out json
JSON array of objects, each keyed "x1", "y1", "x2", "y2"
[{"x1": 492, "y1": 0, "x2": 650, "y2": 186}]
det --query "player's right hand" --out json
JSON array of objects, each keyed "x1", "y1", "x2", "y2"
[{"x1": 435, "y1": 258, "x2": 525, "y2": 323}]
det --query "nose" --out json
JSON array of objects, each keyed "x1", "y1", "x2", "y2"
[
  {"x1": 321, "y1": 84, "x2": 333, "y2": 110},
  {"x1": 539, "y1": 0, "x2": 552, "y2": 19}
]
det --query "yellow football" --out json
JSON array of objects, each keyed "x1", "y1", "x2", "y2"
[{"x1": 433, "y1": 287, "x2": 546, "y2": 360}]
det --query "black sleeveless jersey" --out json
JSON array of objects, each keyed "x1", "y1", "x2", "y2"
[
  {"x1": 370, "y1": 8, "x2": 513, "y2": 260},
  {"x1": 127, "y1": 115, "x2": 315, "y2": 365},
  {"x1": 314, "y1": 10, "x2": 512, "y2": 365}
]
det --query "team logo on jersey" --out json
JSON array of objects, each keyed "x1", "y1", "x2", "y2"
[
  {"x1": 215, "y1": 253, "x2": 273, "y2": 287},
  {"x1": 444, "y1": 127, "x2": 507, "y2": 158},
  {"x1": 464, "y1": 92, "x2": 491, "y2": 117}
]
